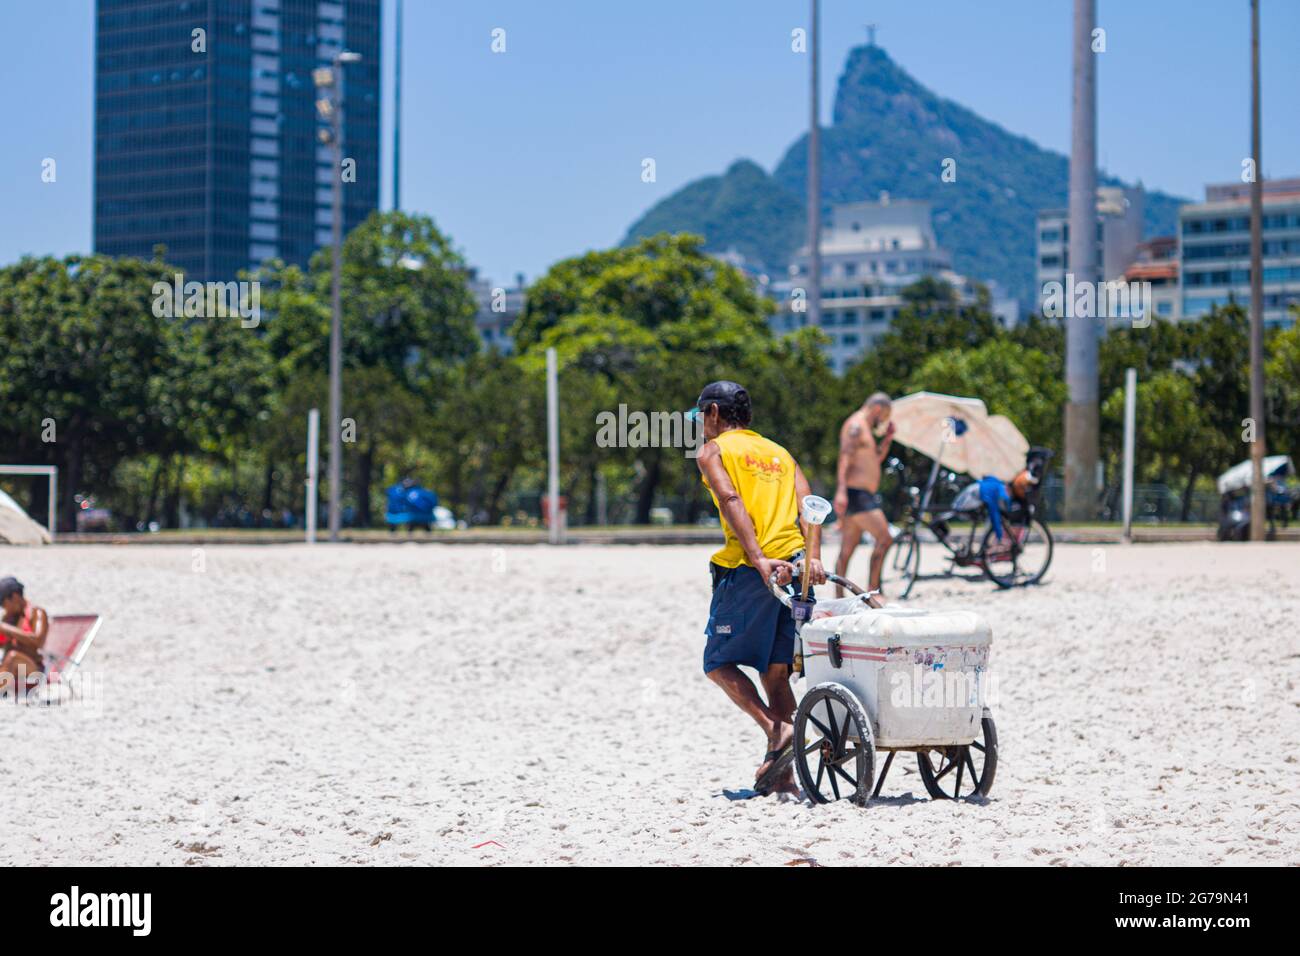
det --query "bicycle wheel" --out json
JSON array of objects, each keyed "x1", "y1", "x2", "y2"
[
  {"x1": 883, "y1": 528, "x2": 920, "y2": 599},
  {"x1": 981, "y1": 517, "x2": 1053, "y2": 587}
]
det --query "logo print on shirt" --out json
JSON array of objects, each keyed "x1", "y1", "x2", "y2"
[{"x1": 741, "y1": 453, "x2": 786, "y2": 482}]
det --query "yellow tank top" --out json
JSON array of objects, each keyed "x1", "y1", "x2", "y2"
[{"x1": 703, "y1": 428, "x2": 805, "y2": 568}]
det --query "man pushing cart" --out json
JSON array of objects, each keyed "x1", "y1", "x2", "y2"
[
  {"x1": 692, "y1": 382, "x2": 1001, "y2": 806},
  {"x1": 689, "y1": 380, "x2": 827, "y2": 796}
]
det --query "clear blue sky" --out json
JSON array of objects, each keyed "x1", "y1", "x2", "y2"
[{"x1": 1, "y1": 0, "x2": 1296, "y2": 284}]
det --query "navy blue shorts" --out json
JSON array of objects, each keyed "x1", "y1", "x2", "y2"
[{"x1": 702, "y1": 562, "x2": 808, "y2": 674}]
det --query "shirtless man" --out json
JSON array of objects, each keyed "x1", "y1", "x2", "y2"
[
  {"x1": 833, "y1": 393, "x2": 895, "y2": 597},
  {"x1": 0, "y1": 576, "x2": 47, "y2": 691}
]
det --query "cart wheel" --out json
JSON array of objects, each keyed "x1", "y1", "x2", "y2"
[
  {"x1": 885, "y1": 529, "x2": 920, "y2": 599},
  {"x1": 917, "y1": 710, "x2": 997, "y2": 800},
  {"x1": 981, "y1": 518, "x2": 1052, "y2": 588},
  {"x1": 794, "y1": 683, "x2": 875, "y2": 805}
]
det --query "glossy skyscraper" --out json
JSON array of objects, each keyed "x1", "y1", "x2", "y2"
[{"x1": 94, "y1": 0, "x2": 381, "y2": 281}]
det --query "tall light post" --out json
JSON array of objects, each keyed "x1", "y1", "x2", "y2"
[
  {"x1": 314, "y1": 50, "x2": 362, "y2": 542},
  {"x1": 1064, "y1": 0, "x2": 1099, "y2": 522},
  {"x1": 806, "y1": 0, "x2": 822, "y2": 330},
  {"x1": 1248, "y1": 0, "x2": 1267, "y2": 541},
  {"x1": 393, "y1": 0, "x2": 403, "y2": 211}
]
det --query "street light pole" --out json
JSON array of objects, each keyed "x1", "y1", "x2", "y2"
[
  {"x1": 806, "y1": 0, "x2": 822, "y2": 331},
  {"x1": 1064, "y1": 0, "x2": 1099, "y2": 523},
  {"x1": 1248, "y1": 0, "x2": 1267, "y2": 541},
  {"x1": 328, "y1": 69, "x2": 343, "y2": 542},
  {"x1": 393, "y1": 0, "x2": 403, "y2": 211},
  {"x1": 316, "y1": 51, "x2": 361, "y2": 542}
]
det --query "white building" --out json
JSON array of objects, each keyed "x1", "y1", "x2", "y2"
[
  {"x1": 770, "y1": 196, "x2": 1016, "y2": 373},
  {"x1": 1036, "y1": 185, "x2": 1145, "y2": 315},
  {"x1": 1179, "y1": 178, "x2": 1300, "y2": 328}
]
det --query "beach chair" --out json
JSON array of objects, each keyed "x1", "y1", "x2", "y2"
[{"x1": 41, "y1": 614, "x2": 103, "y2": 681}]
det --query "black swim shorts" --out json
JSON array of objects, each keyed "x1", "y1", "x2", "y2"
[{"x1": 844, "y1": 488, "x2": 884, "y2": 516}]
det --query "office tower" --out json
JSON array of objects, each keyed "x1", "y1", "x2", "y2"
[{"x1": 94, "y1": 0, "x2": 381, "y2": 280}]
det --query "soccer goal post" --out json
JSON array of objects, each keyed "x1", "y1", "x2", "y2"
[{"x1": 0, "y1": 465, "x2": 58, "y2": 540}]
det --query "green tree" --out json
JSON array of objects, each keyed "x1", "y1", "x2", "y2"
[
  {"x1": 843, "y1": 278, "x2": 1004, "y2": 401},
  {"x1": 1101, "y1": 370, "x2": 1230, "y2": 520},
  {"x1": 423, "y1": 350, "x2": 546, "y2": 523},
  {"x1": 0, "y1": 255, "x2": 181, "y2": 529},
  {"x1": 746, "y1": 327, "x2": 842, "y2": 489},
  {"x1": 259, "y1": 211, "x2": 479, "y2": 524},
  {"x1": 516, "y1": 234, "x2": 779, "y2": 523},
  {"x1": 1265, "y1": 317, "x2": 1300, "y2": 461}
]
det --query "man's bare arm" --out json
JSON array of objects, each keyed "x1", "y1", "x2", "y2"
[
  {"x1": 698, "y1": 443, "x2": 763, "y2": 564},
  {"x1": 877, "y1": 421, "x2": 895, "y2": 461},
  {"x1": 834, "y1": 419, "x2": 861, "y2": 514},
  {"x1": 794, "y1": 464, "x2": 816, "y2": 558}
]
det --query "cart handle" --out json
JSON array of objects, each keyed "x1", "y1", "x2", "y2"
[{"x1": 767, "y1": 566, "x2": 881, "y2": 609}]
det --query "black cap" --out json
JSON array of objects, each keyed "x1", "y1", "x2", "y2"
[
  {"x1": 0, "y1": 577, "x2": 23, "y2": 601},
  {"x1": 696, "y1": 380, "x2": 747, "y2": 409},
  {"x1": 688, "y1": 381, "x2": 752, "y2": 426}
]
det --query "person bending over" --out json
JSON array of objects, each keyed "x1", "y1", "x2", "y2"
[{"x1": 691, "y1": 380, "x2": 826, "y2": 796}]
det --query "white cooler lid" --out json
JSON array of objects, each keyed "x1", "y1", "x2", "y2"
[{"x1": 804, "y1": 606, "x2": 991, "y2": 648}]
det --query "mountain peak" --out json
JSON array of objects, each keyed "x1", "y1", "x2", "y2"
[
  {"x1": 832, "y1": 44, "x2": 927, "y2": 126},
  {"x1": 622, "y1": 45, "x2": 1186, "y2": 305}
]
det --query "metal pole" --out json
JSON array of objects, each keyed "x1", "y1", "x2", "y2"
[
  {"x1": 1064, "y1": 0, "x2": 1099, "y2": 523},
  {"x1": 546, "y1": 347, "x2": 561, "y2": 545},
  {"x1": 920, "y1": 437, "x2": 947, "y2": 515},
  {"x1": 393, "y1": 0, "x2": 402, "y2": 211},
  {"x1": 49, "y1": 468, "x2": 57, "y2": 541},
  {"x1": 306, "y1": 408, "x2": 320, "y2": 544},
  {"x1": 1248, "y1": 0, "x2": 1267, "y2": 541},
  {"x1": 806, "y1": 0, "x2": 822, "y2": 331},
  {"x1": 1122, "y1": 368, "x2": 1137, "y2": 541},
  {"x1": 328, "y1": 63, "x2": 344, "y2": 541}
]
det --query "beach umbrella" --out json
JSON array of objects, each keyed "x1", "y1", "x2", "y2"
[
  {"x1": 0, "y1": 489, "x2": 51, "y2": 545},
  {"x1": 1215, "y1": 455, "x2": 1293, "y2": 495},
  {"x1": 890, "y1": 391, "x2": 1029, "y2": 481}
]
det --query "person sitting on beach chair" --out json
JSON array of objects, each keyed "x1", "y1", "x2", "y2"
[
  {"x1": 690, "y1": 380, "x2": 827, "y2": 797},
  {"x1": 0, "y1": 576, "x2": 47, "y2": 687}
]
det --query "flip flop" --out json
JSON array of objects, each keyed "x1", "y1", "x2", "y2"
[{"x1": 754, "y1": 741, "x2": 795, "y2": 794}]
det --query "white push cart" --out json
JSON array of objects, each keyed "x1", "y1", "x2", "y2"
[{"x1": 770, "y1": 497, "x2": 998, "y2": 805}]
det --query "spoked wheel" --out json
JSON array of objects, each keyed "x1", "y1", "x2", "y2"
[
  {"x1": 916, "y1": 711, "x2": 997, "y2": 800},
  {"x1": 884, "y1": 528, "x2": 920, "y2": 599},
  {"x1": 980, "y1": 518, "x2": 1052, "y2": 588},
  {"x1": 794, "y1": 683, "x2": 876, "y2": 805}
]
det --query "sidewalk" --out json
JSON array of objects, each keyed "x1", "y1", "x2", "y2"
[{"x1": 51, "y1": 523, "x2": 1299, "y2": 546}]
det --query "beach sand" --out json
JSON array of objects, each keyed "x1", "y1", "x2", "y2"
[{"x1": 4, "y1": 539, "x2": 1297, "y2": 866}]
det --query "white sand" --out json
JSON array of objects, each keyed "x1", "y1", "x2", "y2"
[{"x1": 3, "y1": 539, "x2": 1297, "y2": 866}]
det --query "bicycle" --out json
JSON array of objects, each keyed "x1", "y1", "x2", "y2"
[{"x1": 882, "y1": 457, "x2": 1054, "y2": 599}]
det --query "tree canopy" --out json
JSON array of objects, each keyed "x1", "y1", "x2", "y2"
[{"x1": 0, "y1": 220, "x2": 1293, "y2": 531}]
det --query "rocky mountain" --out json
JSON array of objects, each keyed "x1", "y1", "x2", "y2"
[{"x1": 623, "y1": 44, "x2": 1186, "y2": 307}]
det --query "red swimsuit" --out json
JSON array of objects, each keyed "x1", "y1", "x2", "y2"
[{"x1": 3, "y1": 605, "x2": 42, "y2": 671}]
